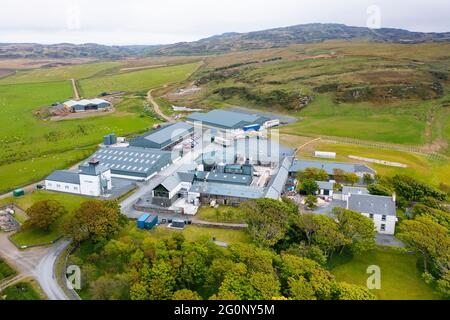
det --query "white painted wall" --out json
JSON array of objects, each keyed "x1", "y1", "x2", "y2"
[
  {"x1": 45, "y1": 180, "x2": 81, "y2": 195},
  {"x1": 79, "y1": 174, "x2": 101, "y2": 197},
  {"x1": 362, "y1": 213, "x2": 397, "y2": 235}
]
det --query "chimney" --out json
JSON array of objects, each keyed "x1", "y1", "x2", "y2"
[
  {"x1": 392, "y1": 193, "x2": 396, "y2": 203},
  {"x1": 89, "y1": 158, "x2": 100, "y2": 166}
]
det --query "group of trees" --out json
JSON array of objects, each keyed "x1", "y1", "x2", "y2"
[
  {"x1": 72, "y1": 228, "x2": 375, "y2": 300},
  {"x1": 242, "y1": 199, "x2": 376, "y2": 262},
  {"x1": 397, "y1": 201, "x2": 450, "y2": 298}
]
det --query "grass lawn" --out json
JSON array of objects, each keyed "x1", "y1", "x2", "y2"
[
  {"x1": 281, "y1": 134, "x2": 450, "y2": 187},
  {"x1": 0, "y1": 258, "x2": 16, "y2": 281},
  {"x1": 8, "y1": 190, "x2": 90, "y2": 247},
  {"x1": 196, "y1": 206, "x2": 246, "y2": 224},
  {"x1": 148, "y1": 225, "x2": 251, "y2": 245},
  {"x1": 281, "y1": 95, "x2": 429, "y2": 145},
  {"x1": 1, "y1": 280, "x2": 43, "y2": 300},
  {"x1": 79, "y1": 62, "x2": 201, "y2": 97},
  {"x1": 331, "y1": 247, "x2": 442, "y2": 300},
  {"x1": 0, "y1": 61, "x2": 122, "y2": 85}
]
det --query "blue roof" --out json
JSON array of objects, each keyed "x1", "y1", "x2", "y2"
[
  {"x1": 290, "y1": 160, "x2": 375, "y2": 175},
  {"x1": 187, "y1": 109, "x2": 266, "y2": 129},
  {"x1": 138, "y1": 214, "x2": 150, "y2": 222}
]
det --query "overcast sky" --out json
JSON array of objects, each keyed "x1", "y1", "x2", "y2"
[{"x1": 1, "y1": 0, "x2": 449, "y2": 45}]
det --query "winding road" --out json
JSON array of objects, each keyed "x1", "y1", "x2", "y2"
[
  {"x1": 0, "y1": 232, "x2": 71, "y2": 300},
  {"x1": 147, "y1": 88, "x2": 174, "y2": 123}
]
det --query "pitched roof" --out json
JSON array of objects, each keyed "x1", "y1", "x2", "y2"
[
  {"x1": 187, "y1": 109, "x2": 265, "y2": 129},
  {"x1": 140, "y1": 122, "x2": 193, "y2": 145},
  {"x1": 342, "y1": 186, "x2": 369, "y2": 195},
  {"x1": 317, "y1": 181, "x2": 335, "y2": 190},
  {"x1": 45, "y1": 170, "x2": 80, "y2": 185},
  {"x1": 347, "y1": 194, "x2": 396, "y2": 216},
  {"x1": 190, "y1": 181, "x2": 265, "y2": 199}
]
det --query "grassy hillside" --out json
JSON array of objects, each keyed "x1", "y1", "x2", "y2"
[
  {"x1": 0, "y1": 62, "x2": 200, "y2": 193},
  {"x1": 79, "y1": 62, "x2": 201, "y2": 97},
  {"x1": 0, "y1": 61, "x2": 122, "y2": 85},
  {"x1": 165, "y1": 42, "x2": 450, "y2": 152}
]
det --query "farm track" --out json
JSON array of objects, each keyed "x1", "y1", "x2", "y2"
[
  {"x1": 147, "y1": 88, "x2": 174, "y2": 123},
  {"x1": 70, "y1": 78, "x2": 80, "y2": 100}
]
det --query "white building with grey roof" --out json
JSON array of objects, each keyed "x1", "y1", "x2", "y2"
[
  {"x1": 45, "y1": 159, "x2": 112, "y2": 197},
  {"x1": 346, "y1": 194, "x2": 398, "y2": 235}
]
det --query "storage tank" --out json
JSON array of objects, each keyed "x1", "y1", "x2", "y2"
[{"x1": 137, "y1": 214, "x2": 150, "y2": 229}]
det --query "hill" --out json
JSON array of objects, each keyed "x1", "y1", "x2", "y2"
[
  {"x1": 153, "y1": 23, "x2": 450, "y2": 55},
  {"x1": 1, "y1": 23, "x2": 449, "y2": 59}
]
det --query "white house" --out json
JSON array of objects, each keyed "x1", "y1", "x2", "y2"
[
  {"x1": 346, "y1": 194, "x2": 398, "y2": 235},
  {"x1": 316, "y1": 181, "x2": 335, "y2": 200},
  {"x1": 45, "y1": 158, "x2": 112, "y2": 197}
]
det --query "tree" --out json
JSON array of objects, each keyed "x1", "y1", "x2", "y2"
[
  {"x1": 173, "y1": 289, "x2": 202, "y2": 300},
  {"x1": 249, "y1": 273, "x2": 281, "y2": 300},
  {"x1": 283, "y1": 243, "x2": 327, "y2": 265},
  {"x1": 368, "y1": 184, "x2": 392, "y2": 196},
  {"x1": 242, "y1": 199, "x2": 297, "y2": 247},
  {"x1": 229, "y1": 243, "x2": 276, "y2": 274},
  {"x1": 304, "y1": 195, "x2": 318, "y2": 209},
  {"x1": 333, "y1": 282, "x2": 376, "y2": 300},
  {"x1": 344, "y1": 173, "x2": 359, "y2": 186},
  {"x1": 23, "y1": 200, "x2": 66, "y2": 231},
  {"x1": 64, "y1": 201, "x2": 125, "y2": 243},
  {"x1": 412, "y1": 204, "x2": 450, "y2": 230},
  {"x1": 332, "y1": 169, "x2": 346, "y2": 184},
  {"x1": 294, "y1": 214, "x2": 349, "y2": 258},
  {"x1": 148, "y1": 261, "x2": 176, "y2": 300},
  {"x1": 297, "y1": 168, "x2": 328, "y2": 181},
  {"x1": 391, "y1": 175, "x2": 447, "y2": 202},
  {"x1": 89, "y1": 274, "x2": 130, "y2": 300},
  {"x1": 397, "y1": 216, "x2": 450, "y2": 273},
  {"x1": 300, "y1": 179, "x2": 319, "y2": 195},
  {"x1": 334, "y1": 208, "x2": 376, "y2": 255},
  {"x1": 363, "y1": 173, "x2": 374, "y2": 185}
]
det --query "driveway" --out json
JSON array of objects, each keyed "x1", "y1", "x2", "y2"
[{"x1": 0, "y1": 232, "x2": 70, "y2": 300}]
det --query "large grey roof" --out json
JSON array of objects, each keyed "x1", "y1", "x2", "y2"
[
  {"x1": 347, "y1": 194, "x2": 396, "y2": 216},
  {"x1": 83, "y1": 146, "x2": 172, "y2": 178},
  {"x1": 161, "y1": 174, "x2": 181, "y2": 191},
  {"x1": 187, "y1": 109, "x2": 266, "y2": 129},
  {"x1": 290, "y1": 160, "x2": 375, "y2": 175},
  {"x1": 264, "y1": 157, "x2": 292, "y2": 199},
  {"x1": 343, "y1": 186, "x2": 369, "y2": 195},
  {"x1": 140, "y1": 122, "x2": 193, "y2": 145},
  {"x1": 190, "y1": 181, "x2": 265, "y2": 199},
  {"x1": 46, "y1": 170, "x2": 80, "y2": 185}
]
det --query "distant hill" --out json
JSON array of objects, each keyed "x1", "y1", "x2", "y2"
[
  {"x1": 153, "y1": 23, "x2": 450, "y2": 55},
  {"x1": 1, "y1": 23, "x2": 449, "y2": 59},
  {"x1": 0, "y1": 43, "x2": 159, "y2": 59}
]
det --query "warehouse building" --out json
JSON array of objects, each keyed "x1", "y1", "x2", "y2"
[
  {"x1": 45, "y1": 158, "x2": 112, "y2": 197},
  {"x1": 129, "y1": 122, "x2": 194, "y2": 150},
  {"x1": 84, "y1": 146, "x2": 174, "y2": 181},
  {"x1": 63, "y1": 98, "x2": 111, "y2": 113},
  {"x1": 186, "y1": 109, "x2": 270, "y2": 130}
]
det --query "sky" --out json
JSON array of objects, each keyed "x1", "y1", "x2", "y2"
[{"x1": 1, "y1": 0, "x2": 449, "y2": 45}]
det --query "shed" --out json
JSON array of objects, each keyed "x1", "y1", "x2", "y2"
[
  {"x1": 137, "y1": 214, "x2": 150, "y2": 229},
  {"x1": 171, "y1": 219, "x2": 186, "y2": 229},
  {"x1": 13, "y1": 189, "x2": 25, "y2": 197},
  {"x1": 144, "y1": 215, "x2": 158, "y2": 230}
]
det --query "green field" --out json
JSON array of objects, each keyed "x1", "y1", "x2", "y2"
[
  {"x1": 331, "y1": 247, "x2": 442, "y2": 300},
  {"x1": 5, "y1": 191, "x2": 90, "y2": 247},
  {"x1": 1, "y1": 281, "x2": 42, "y2": 300},
  {"x1": 0, "y1": 258, "x2": 16, "y2": 281},
  {"x1": 280, "y1": 134, "x2": 450, "y2": 187},
  {"x1": 0, "y1": 62, "x2": 200, "y2": 193},
  {"x1": 149, "y1": 225, "x2": 251, "y2": 245},
  {"x1": 0, "y1": 61, "x2": 122, "y2": 85},
  {"x1": 196, "y1": 206, "x2": 246, "y2": 224},
  {"x1": 281, "y1": 95, "x2": 431, "y2": 145},
  {"x1": 79, "y1": 62, "x2": 201, "y2": 97}
]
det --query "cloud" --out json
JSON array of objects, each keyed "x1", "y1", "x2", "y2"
[{"x1": 0, "y1": 0, "x2": 449, "y2": 45}]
